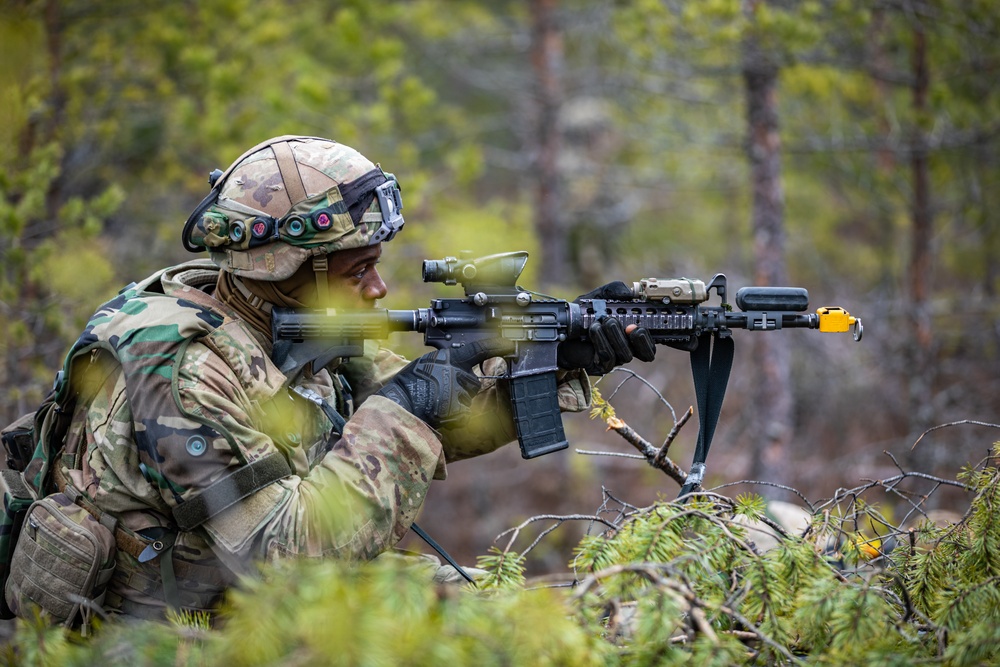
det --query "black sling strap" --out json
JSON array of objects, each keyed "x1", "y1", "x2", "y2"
[
  {"x1": 411, "y1": 523, "x2": 474, "y2": 583},
  {"x1": 678, "y1": 332, "x2": 735, "y2": 498}
]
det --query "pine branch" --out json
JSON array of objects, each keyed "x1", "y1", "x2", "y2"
[
  {"x1": 813, "y1": 451, "x2": 976, "y2": 524},
  {"x1": 571, "y1": 562, "x2": 804, "y2": 664}
]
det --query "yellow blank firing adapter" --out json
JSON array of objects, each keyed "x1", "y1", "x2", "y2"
[{"x1": 817, "y1": 306, "x2": 863, "y2": 341}]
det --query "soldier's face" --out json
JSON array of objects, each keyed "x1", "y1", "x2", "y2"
[{"x1": 324, "y1": 244, "x2": 387, "y2": 307}]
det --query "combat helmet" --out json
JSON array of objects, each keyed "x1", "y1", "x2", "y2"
[{"x1": 181, "y1": 135, "x2": 403, "y2": 301}]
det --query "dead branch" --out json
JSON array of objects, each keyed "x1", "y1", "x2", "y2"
[
  {"x1": 599, "y1": 367, "x2": 678, "y2": 423},
  {"x1": 600, "y1": 410, "x2": 692, "y2": 486},
  {"x1": 709, "y1": 479, "x2": 816, "y2": 510},
  {"x1": 654, "y1": 406, "x2": 694, "y2": 467},
  {"x1": 912, "y1": 419, "x2": 1000, "y2": 449},
  {"x1": 495, "y1": 513, "x2": 619, "y2": 555}
]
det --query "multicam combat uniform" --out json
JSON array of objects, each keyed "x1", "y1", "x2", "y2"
[
  {"x1": 3, "y1": 135, "x2": 592, "y2": 621},
  {"x1": 20, "y1": 259, "x2": 588, "y2": 618}
]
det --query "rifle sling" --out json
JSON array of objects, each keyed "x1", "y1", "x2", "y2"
[
  {"x1": 679, "y1": 332, "x2": 734, "y2": 498},
  {"x1": 411, "y1": 522, "x2": 474, "y2": 583}
]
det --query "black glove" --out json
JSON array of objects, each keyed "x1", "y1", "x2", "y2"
[
  {"x1": 557, "y1": 281, "x2": 656, "y2": 376},
  {"x1": 376, "y1": 338, "x2": 515, "y2": 429}
]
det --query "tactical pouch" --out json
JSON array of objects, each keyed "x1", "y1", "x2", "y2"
[
  {"x1": 0, "y1": 469, "x2": 35, "y2": 619},
  {"x1": 1, "y1": 411, "x2": 37, "y2": 472},
  {"x1": 5, "y1": 492, "x2": 117, "y2": 628}
]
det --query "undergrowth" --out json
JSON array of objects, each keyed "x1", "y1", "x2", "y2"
[{"x1": 5, "y1": 443, "x2": 1000, "y2": 666}]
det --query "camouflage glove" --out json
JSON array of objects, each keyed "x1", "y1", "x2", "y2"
[
  {"x1": 557, "y1": 281, "x2": 656, "y2": 376},
  {"x1": 433, "y1": 563, "x2": 490, "y2": 585},
  {"x1": 375, "y1": 550, "x2": 488, "y2": 585},
  {"x1": 376, "y1": 338, "x2": 515, "y2": 430}
]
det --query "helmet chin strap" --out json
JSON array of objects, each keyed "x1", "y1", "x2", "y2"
[{"x1": 311, "y1": 251, "x2": 329, "y2": 307}]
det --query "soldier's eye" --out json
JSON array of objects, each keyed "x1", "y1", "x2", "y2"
[{"x1": 352, "y1": 261, "x2": 379, "y2": 280}]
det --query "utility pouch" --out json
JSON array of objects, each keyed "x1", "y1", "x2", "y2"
[
  {"x1": 1, "y1": 411, "x2": 37, "y2": 472},
  {"x1": 5, "y1": 492, "x2": 117, "y2": 629},
  {"x1": 0, "y1": 469, "x2": 35, "y2": 619}
]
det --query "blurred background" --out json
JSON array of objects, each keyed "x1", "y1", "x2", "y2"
[{"x1": 1, "y1": 0, "x2": 998, "y2": 574}]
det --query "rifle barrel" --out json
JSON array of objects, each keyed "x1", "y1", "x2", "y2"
[{"x1": 272, "y1": 309, "x2": 425, "y2": 341}]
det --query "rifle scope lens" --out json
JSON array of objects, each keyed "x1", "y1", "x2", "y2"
[{"x1": 422, "y1": 259, "x2": 453, "y2": 283}]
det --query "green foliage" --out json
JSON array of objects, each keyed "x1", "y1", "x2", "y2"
[
  {"x1": 587, "y1": 386, "x2": 617, "y2": 423},
  {"x1": 0, "y1": 136, "x2": 122, "y2": 413},
  {"x1": 7, "y1": 457, "x2": 1000, "y2": 664},
  {"x1": 2, "y1": 0, "x2": 998, "y2": 437},
  {"x1": 2, "y1": 0, "x2": 1000, "y2": 659},
  {"x1": 5, "y1": 557, "x2": 612, "y2": 667},
  {"x1": 733, "y1": 493, "x2": 767, "y2": 521},
  {"x1": 475, "y1": 546, "x2": 527, "y2": 591}
]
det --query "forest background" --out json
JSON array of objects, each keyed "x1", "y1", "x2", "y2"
[{"x1": 1, "y1": 0, "x2": 998, "y2": 574}]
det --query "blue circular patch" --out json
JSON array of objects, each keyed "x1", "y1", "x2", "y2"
[
  {"x1": 186, "y1": 435, "x2": 207, "y2": 457},
  {"x1": 229, "y1": 220, "x2": 246, "y2": 243},
  {"x1": 285, "y1": 216, "x2": 306, "y2": 237}
]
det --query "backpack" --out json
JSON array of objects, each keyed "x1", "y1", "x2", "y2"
[
  {"x1": 0, "y1": 375, "x2": 122, "y2": 631},
  {"x1": 0, "y1": 273, "x2": 295, "y2": 628},
  {"x1": 0, "y1": 410, "x2": 41, "y2": 619}
]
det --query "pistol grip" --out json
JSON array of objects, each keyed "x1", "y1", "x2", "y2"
[{"x1": 510, "y1": 373, "x2": 568, "y2": 459}]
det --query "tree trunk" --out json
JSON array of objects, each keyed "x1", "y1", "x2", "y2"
[
  {"x1": 529, "y1": 0, "x2": 567, "y2": 286},
  {"x1": 869, "y1": 8, "x2": 898, "y2": 297},
  {"x1": 743, "y1": 1, "x2": 793, "y2": 494},
  {"x1": 907, "y1": 17, "x2": 938, "y2": 472}
]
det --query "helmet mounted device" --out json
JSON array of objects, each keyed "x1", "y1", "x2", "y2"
[{"x1": 180, "y1": 136, "x2": 404, "y2": 300}]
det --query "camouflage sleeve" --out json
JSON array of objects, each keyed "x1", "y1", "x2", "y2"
[
  {"x1": 340, "y1": 340, "x2": 409, "y2": 403},
  {"x1": 340, "y1": 342, "x2": 592, "y2": 463},
  {"x1": 205, "y1": 397, "x2": 445, "y2": 564},
  {"x1": 165, "y1": 341, "x2": 445, "y2": 565}
]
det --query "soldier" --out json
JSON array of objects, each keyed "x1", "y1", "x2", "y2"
[{"x1": 2, "y1": 136, "x2": 649, "y2": 624}]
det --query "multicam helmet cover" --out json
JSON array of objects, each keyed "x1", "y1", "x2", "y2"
[{"x1": 182, "y1": 136, "x2": 404, "y2": 281}]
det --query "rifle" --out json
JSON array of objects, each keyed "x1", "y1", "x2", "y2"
[{"x1": 272, "y1": 251, "x2": 861, "y2": 479}]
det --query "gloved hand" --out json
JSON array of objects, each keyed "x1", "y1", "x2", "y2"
[
  {"x1": 557, "y1": 281, "x2": 656, "y2": 376},
  {"x1": 376, "y1": 338, "x2": 515, "y2": 429}
]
